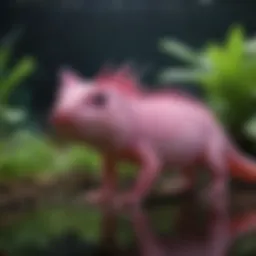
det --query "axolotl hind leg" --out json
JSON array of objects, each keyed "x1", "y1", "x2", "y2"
[{"x1": 202, "y1": 138, "x2": 230, "y2": 213}]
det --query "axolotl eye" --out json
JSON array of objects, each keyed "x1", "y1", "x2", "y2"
[{"x1": 88, "y1": 92, "x2": 108, "y2": 107}]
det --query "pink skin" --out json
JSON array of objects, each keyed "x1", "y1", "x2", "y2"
[{"x1": 50, "y1": 68, "x2": 256, "y2": 211}]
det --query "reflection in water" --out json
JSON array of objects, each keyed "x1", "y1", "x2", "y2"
[
  {"x1": 100, "y1": 196, "x2": 256, "y2": 256},
  {"x1": 131, "y1": 205, "x2": 255, "y2": 255},
  {"x1": 98, "y1": 206, "x2": 120, "y2": 255},
  {"x1": 0, "y1": 194, "x2": 256, "y2": 256}
]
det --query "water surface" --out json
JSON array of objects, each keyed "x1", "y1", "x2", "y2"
[{"x1": 0, "y1": 190, "x2": 256, "y2": 256}]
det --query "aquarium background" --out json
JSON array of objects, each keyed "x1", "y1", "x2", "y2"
[
  {"x1": 0, "y1": 1, "x2": 256, "y2": 256},
  {"x1": 0, "y1": 0, "x2": 255, "y2": 123}
]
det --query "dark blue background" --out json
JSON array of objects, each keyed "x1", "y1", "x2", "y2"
[{"x1": 0, "y1": 0, "x2": 255, "y2": 116}]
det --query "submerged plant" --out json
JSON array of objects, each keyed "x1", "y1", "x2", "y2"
[{"x1": 158, "y1": 25, "x2": 256, "y2": 142}]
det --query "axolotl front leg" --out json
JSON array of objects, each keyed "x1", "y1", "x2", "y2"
[
  {"x1": 114, "y1": 143, "x2": 161, "y2": 208},
  {"x1": 86, "y1": 155, "x2": 118, "y2": 204}
]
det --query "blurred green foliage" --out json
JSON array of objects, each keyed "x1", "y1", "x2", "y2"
[
  {"x1": 0, "y1": 130, "x2": 100, "y2": 180},
  {"x1": 0, "y1": 203, "x2": 180, "y2": 255},
  {"x1": 158, "y1": 24, "x2": 256, "y2": 141},
  {"x1": 0, "y1": 28, "x2": 36, "y2": 135},
  {"x1": 0, "y1": 205, "x2": 103, "y2": 255},
  {"x1": 0, "y1": 205, "x2": 136, "y2": 255},
  {"x1": 0, "y1": 128, "x2": 137, "y2": 180}
]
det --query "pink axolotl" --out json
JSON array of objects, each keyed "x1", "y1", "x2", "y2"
[{"x1": 49, "y1": 66, "x2": 256, "y2": 211}]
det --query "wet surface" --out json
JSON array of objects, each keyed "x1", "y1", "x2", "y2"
[{"x1": 0, "y1": 189, "x2": 256, "y2": 256}]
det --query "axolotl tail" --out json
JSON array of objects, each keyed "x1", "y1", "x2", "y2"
[{"x1": 228, "y1": 145, "x2": 256, "y2": 182}]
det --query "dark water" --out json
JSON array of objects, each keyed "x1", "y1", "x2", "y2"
[{"x1": 0, "y1": 191, "x2": 256, "y2": 256}]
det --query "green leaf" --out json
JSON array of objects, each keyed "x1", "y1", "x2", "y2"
[
  {"x1": 0, "y1": 56, "x2": 36, "y2": 103},
  {"x1": 158, "y1": 67, "x2": 204, "y2": 83},
  {"x1": 244, "y1": 36, "x2": 256, "y2": 55},
  {"x1": 207, "y1": 96, "x2": 230, "y2": 122},
  {"x1": 204, "y1": 43, "x2": 224, "y2": 72},
  {"x1": 244, "y1": 114, "x2": 256, "y2": 140},
  {"x1": 59, "y1": 145, "x2": 101, "y2": 174},
  {"x1": 226, "y1": 25, "x2": 244, "y2": 56},
  {"x1": 1, "y1": 107, "x2": 27, "y2": 125},
  {"x1": 159, "y1": 38, "x2": 199, "y2": 65},
  {"x1": 224, "y1": 25, "x2": 244, "y2": 73}
]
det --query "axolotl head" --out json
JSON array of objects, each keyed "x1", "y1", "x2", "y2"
[{"x1": 49, "y1": 68, "x2": 133, "y2": 147}]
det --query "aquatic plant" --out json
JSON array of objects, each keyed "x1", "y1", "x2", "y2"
[
  {"x1": 0, "y1": 28, "x2": 36, "y2": 135},
  {"x1": 158, "y1": 25, "x2": 256, "y2": 142}
]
